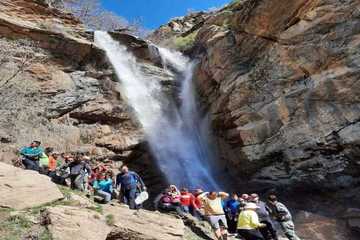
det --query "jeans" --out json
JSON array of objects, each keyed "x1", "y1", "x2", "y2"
[
  {"x1": 226, "y1": 214, "x2": 238, "y2": 234},
  {"x1": 160, "y1": 203, "x2": 185, "y2": 216},
  {"x1": 181, "y1": 205, "x2": 190, "y2": 213},
  {"x1": 238, "y1": 229, "x2": 264, "y2": 240},
  {"x1": 96, "y1": 190, "x2": 112, "y2": 203},
  {"x1": 259, "y1": 220, "x2": 278, "y2": 240},
  {"x1": 280, "y1": 221, "x2": 301, "y2": 240},
  {"x1": 22, "y1": 158, "x2": 39, "y2": 171},
  {"x1": 123, "y1": 187, "x2": 137, "y2": 209},
  {"x1": 70, "y1": 174, "x2": 85, "y2": 191}
]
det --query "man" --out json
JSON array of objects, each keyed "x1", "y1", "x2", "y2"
[
  {"x1": 180, "y1": 188, "x2": 197, "y2": 214},
  {"x1": 250, "y1": 193, "x2": 278, "y2": 240},
  {"x1": 51, "y1": 154, "x2": 72, "y2": 186},
  {"x1": 267, "y1": 195, "x2": 302, "y2": 240},
  {"x1": 68, "y1": 156, "x2": 92, "y2": 191},
  {"x1": 199, "y1": 191, "x2": 229, "y2": 240},
  {"x1": 20, "y1": 141, "x2": 43, "y2": 171},
  {"x1": 116, "y1": 165, "x2": 145, "y2": 209},
  {"x1": 237, "y1": 202, "x2": 266, "y2": 240},
  {"x1": 224, "y1": 193, "x2": 240, "y2": 234}
]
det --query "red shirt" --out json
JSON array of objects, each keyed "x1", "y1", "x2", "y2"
[
  {"x1": 194, "y1": 195, "x2": 202, "y2": 209},
  {"x1": 180, "y1": 192, "x2": 196, "y2": 207}
]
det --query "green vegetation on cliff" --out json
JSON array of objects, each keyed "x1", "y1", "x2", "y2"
[{"x1": 173, "y1": 30, "x2": 199, "y2": 51}]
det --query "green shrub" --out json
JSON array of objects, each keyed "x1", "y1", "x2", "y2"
[
  {"x1": 174, "y1": 30, "x2": 198, "y2": 51},
  {"x1": 105, "y1": 214, "x2": 115, "y2": 226}
]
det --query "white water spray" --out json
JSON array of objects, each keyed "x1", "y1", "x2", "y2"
[{"x1": 95, "y1": 32, "x2": 219, "y2": 190}]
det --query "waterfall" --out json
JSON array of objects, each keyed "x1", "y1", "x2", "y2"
[{"x1": 95, "y1": 31, "x2": 220, "y2": 190}]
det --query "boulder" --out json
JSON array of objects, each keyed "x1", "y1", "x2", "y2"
[
  {"x1": 0, "y1": 162, "x2": 63, "y2": 209},
  {"x1": 45, "y1": 204, "x2": 186, "y2": 240},
  {"x1": 293, "y1": 211, "x2": 351, "y2": 240},
  {"x1": 104, "y1": 205, "x2": 185, "y2": 240},
  {"x1": 46, "y1": 206, "x2": 112, "y2": 240}
]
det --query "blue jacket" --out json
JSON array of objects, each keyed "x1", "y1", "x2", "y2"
[
  {"x1": 93, "y1": 179, "x2": 113, "y2": 194},
  {"x1": 225, "y1": 199, "x2": 240, "y2": 217},
  {"x1": 20, "y1": 146, "x2": 43, "y2": 160},
  {"x1": 116, "y1": 171, "x2": 144, "y2": 190}
]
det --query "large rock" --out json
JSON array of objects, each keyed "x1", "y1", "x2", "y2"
[
  {"x1": 47, "y1": 206, "x2": 112, "y2": 240},
  {"x1": 293, "y1": 211, "x2": 352, "y2": 240},
  {"x1": 0, "y1": 162, "x2": 63, "y2": 209},
  {"x1": 104, "y1": 205, "x2": 185, "y2": 240},
  {"x1": 45, "y1": 204, "x2": 185, "y2": 240}
]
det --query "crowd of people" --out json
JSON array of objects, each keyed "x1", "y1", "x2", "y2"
[
  {"x1": 153, "y1": 186, "x2": 301, "y2": 240},
  {"x1": 18, "y1": 141, "x2": 302, "y2": 240},
  {"x1": 19, "y1": 141, "x2": 146, "y2": 209}
]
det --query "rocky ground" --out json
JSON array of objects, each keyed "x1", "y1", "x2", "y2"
[{"x1": 1, "y1": 0, "x2": 360, "y2": 239}]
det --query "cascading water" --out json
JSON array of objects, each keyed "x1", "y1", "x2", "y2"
[{"x1": 95, "y1": 31, "x2": 220, "y2": 190}]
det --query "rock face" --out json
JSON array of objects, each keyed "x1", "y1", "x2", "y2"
[
  {"x1": 0, "y1": 0, "x2": 172, "y2": 192},
  {"x1": 294, "y1": 211, "x2": 352, "y2": 240},
  {"x1": 151, "y1": 0, "x2": 360, "y2": 193},
  {"x1": 0, "y1": 162, "x2": 63, "y2": 209}
]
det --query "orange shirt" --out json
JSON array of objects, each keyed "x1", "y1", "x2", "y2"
[{"x1": 48, "y1": 156, "x2": 57, "y2": 171}]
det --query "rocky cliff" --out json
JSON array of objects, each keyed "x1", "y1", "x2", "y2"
[
  {"x1": 150, "y1": 0, "x2": 360, "y2": 198},
  {"x1": 0, "y1": 0, "x2": 172, "y2": 196}
]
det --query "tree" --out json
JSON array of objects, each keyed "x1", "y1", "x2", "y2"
[
  {"x1": 0, "y1": 38, "x2": 46, "y2": 88},
  {"x1": 63, "y1": 0, "x2": 130, "y2": 31}
]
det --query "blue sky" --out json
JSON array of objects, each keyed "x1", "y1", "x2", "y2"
[{"x1": 101, "y1": 0, "x2": 231, "y2": 29}]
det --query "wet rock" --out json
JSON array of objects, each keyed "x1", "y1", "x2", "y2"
[{"x1": 0, "y1": 162, "x2": 63, "y2": 209}]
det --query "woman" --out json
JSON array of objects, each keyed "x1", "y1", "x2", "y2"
[
  {"x1": 154, "y1": 185, "x2": 185, "y2": 216},
  {"x1": 237, "y1": 202, "x2": 266, "y2": 240},
  {"x1": 93, "y1": 173, "x2": 113, "y2": 203}
]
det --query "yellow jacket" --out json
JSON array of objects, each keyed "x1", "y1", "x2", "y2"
[{"x1": 237, "y1": 210, "x2": 262, "y2": 230}]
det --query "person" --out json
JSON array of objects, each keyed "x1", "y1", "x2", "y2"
[
  {"x1": 39, "y1": 147, "x2": 51, "y2": 174},
  {"x1": 47, "y1": 152, "x2": 60, "y2": 177},
  {"x1": 237, "y1": 202, "x2": 266, "y2": 240},
  {"x1": 250, "y1": 193, "x2": 278, "y2": 240},
  {"x1": 199, "y1": 191, "x2": 230, "y2": 240},
  {"x1": 52, "y1": 154, "x2": 72, "y2": 186},
  {"x1": 93, "y1": 172, "x2": 113, "y2": 203},
  {"x1": 180, "y1": 188, "x2": 198, "y2": 215},
  {"x1": 267, "y1": 195, "x2": 301, "y2": 240},
  {"x1": 154, "y1": 186, "x2": 185, "y2": 216},
  {"x1": 19, "y1": 141, "x2": 43, "y2": 171},
  {"x1": 192, "y1": 189, "x2": 206, "y2": 219},
  {"x1": 224, "y1": 193, "x2": 240, "y2": 234},
  {"x1": 116, "y1": 165, "x2": 146, "y2": 209},
  {"x1": 82, "y1": 155, "x2": 92, "y2": 195},
  {"x1": 68, "y1": 156, "x2": 92, "y2": 191}
]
